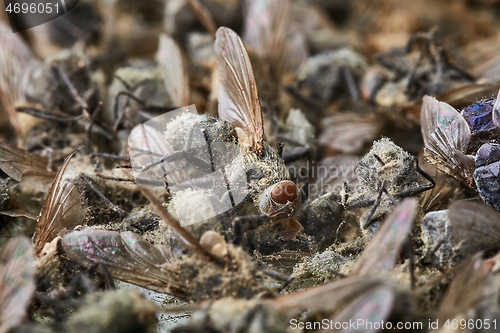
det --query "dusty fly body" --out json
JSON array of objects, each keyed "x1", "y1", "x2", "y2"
[
  {"x1": 128, "y1": 28, "x2": 304, "y2": 254},
  {"x1": 342, "y1": 137, "x2": 434, "y2": 238}
]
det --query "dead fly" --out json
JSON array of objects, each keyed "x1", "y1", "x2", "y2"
[
  {"x1": 60, "y1": 226, "x2": 273, "y2": 302},
  {"x1": 342, "y1": 137, "x2": 434, "y2": 236},
  {"x1": 0, "y1": 236, "x2": 36, "y2": 333},
  {"x1": 174, "y1": 275, "x2": 397, "y2": 333},
  {"x1": 108, "y1": 34, "x2": 184, "y2": 133},
  {"x1": 362, "y1": 27, "x2": 474, "y2": 111},
  {"x1": 285, "y1": 48, "x2": 368, "y2": 125},
  {"x1": 293, "y1": 198, "x2": 418, "y2": 287},
  {"x1": 128, "y1": 27, "x2": 304, "y2": 253},
  {"x1": 421, "y1": 91, "x2": 500, "y2": 211},
  {"x1": 421, "y1": 201, "x2": 500, "y2": 268},
  {"x1": 0, "y1": 32, "x2": 112, "y2": 155}
]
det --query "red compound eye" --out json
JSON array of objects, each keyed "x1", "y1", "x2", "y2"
[{"x1": 271, "y1": 181, "x2": 298, "y2": 204}]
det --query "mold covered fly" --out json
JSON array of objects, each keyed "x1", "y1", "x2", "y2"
[{"x1": 127, "y1": 27, "x2": 304, "y2": 251}]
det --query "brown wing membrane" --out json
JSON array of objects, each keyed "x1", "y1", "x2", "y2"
[
  {"x1": 0, "y1": 236, "x2": 36, "y2": 333},
  {"x1": 421, "y1": 95, "x2": 476, "y2": 188},
  {"x1": 215, "y1": 27, "x2": 264, "y2": 155},
  {"x1": 61, "y1": 230, "x2": 181, "y2": 296},
  {"x1": 438, "y1": 253, "x2": 495, "y2": 324},
  {"x1": 243, "y1": 0, "x2": 289, "y2": 72},
  {"x1": 350, "y1": 198, "x2": 418, "y2": 276},
  {"x1": 0, "y1": 22, "x2": 39, "y2": 133},
  {"x1": 156, "y1": 34, "x2": 190, "y2": 107},
  {"x1": 0, "y1": 142, "x2": 56, "y2": 192},
  {"x1": 33, "y1": 150, "x2": 87, "y2": 256},
  {"x1": 271, "y1": 276, "x2": 385, "y2": 317},
  {"x1": 448, "y1": 201, "x2": 500, "y2": 255}
]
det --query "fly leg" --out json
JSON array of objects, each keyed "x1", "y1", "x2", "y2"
[
  {"x1": 113, "y1": 74, "x2": 179, "y2": 131},
  {"x1": 79, "y1": 173, "x2": 125, "y2": 214},
  {"x1": 392, "y1": 157, "x2": 436, "y2": 199},
  {"x1": 341, "y1": 65, "x2": 361, "y2": 101}
]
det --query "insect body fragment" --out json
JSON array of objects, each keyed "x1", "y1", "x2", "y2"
[{"x1": 128, "y1": 27, "x2": 303, "y2": 251}]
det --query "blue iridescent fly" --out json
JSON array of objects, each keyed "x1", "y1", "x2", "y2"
[
  {"x1": 461, "y1": 97, "x2": 500, "y2": 153},
  {"x1": 421, "y1": 89, "x2": 500, "y2": 211}
]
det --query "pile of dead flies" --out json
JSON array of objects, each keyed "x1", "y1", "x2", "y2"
[{"x1": 2, "y1": 0, "x2": 500, "y2": 332}]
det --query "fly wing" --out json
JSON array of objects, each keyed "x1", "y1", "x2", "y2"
[
  {"x1": 0, "y1": 142, "x2": 56, "y2": 192},
  {"x1": 350, "y1": 198, "x2": 418, "y2": 276},
  {"x1": 243, "y1": 0, "x2": 289, "y2": 69},
  {"x1": 0, "y1": 236, "x2": 36, "y2": 333},
  {"x1": 319, "y1": 111, "x2": 383, "y2": 154},
  {"x1": 215, "y1": 27, "x2": 264, "y2": 155},
  {"x1": 61, "y1": 230, "x2": 181, "y2": 296},
  {"x1": 448, "y1": 201, "x2": 500, "y2": 255},
  {"x1": 156, "y1": 34, "x2": 190, "y2": 107},
  {"x1": 438, "y1": 253, "x2": 496, "y2": 324},
  {"x1": 421, "y1": 95, "x2": 476, "y2": 188},
  {"x1": 420, "y1": 171, "x2": 462, "y2": 213},
  {"x1": 270, "y1": 276, "x2": 384, "y2": 317},
  {"x1": 326, "y1": 286, "x2": 395, "y2": 333},
  {"x1": 0, "y1": 22, "x2": 39, "y2": 133},
  {"x1": 33, "y1": 149, "x2": 87, "y2": 256}
]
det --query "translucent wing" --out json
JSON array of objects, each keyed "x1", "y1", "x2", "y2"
[
  {"x1": 156, "y1": 34, "x2": 190, "y2": 107},
  {"x1": 421, "y1": 95, "x2": 476, "y2": 188},
  {"x1": 0, "y1": 236, "x2": 36, "y2": 333},
  {"x1": 243, "y1": 0, "x2": 289, "y2": 69},
  {"x1": 448, "y1": 201, "x2": 500, "y2": 255},
  {"x1": 215, "y1": 27, "x2": 264, "y2": 155},
  {"x1": 319, "y1": 112, "x2": 383, "y2": 154},
  {"x1": 33, "y1": 150, "x2": 87, "y2": 256},
  {"x1": 0, "y1": 22, "x2": 39, "y2": 133},
  {"x1": 61, "y1": 230, "x2": 180, "y2": 295},
  {"x1": 351, "y1": 198, "x2": 418, "y2": 276},
  {"x1": 438, "y1": 253, "x2": 496, "y2": 324},
  {"x1": 327, "y1": 286, "x2": 395, "y2": 333},
  {"x1": 271, "y1": 276, "x2": 384, "y2": 317},
  {"x1": 0, "y1": 142, "x2": 56, "y2": 192}
]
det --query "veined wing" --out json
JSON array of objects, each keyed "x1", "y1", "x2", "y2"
[
  {"x1": 0, "y1": 142, "x2": 56, "y2": 192},
  {"x1": 61, "y1": 230, "x2": 180, "y2": 296},
  {"x1": 421, "y1": 95, "x2": 476, "y2": 188},
  {"x1": 156, "y1": 34, "x2": 190, "y2": 107},
  {"x1": 33, "y1": 149, "x2": 86, "y2": 256},
  {"x1": 215, "y1": 27, "x2": 264, "y2": 155}
]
